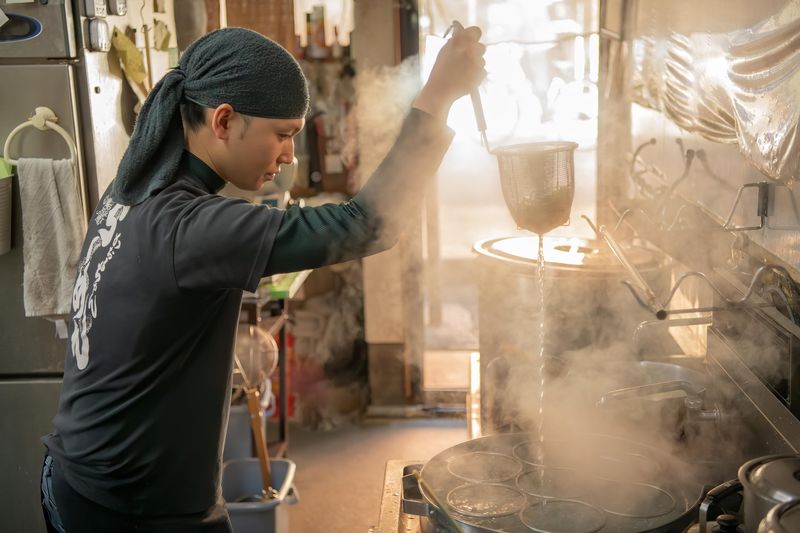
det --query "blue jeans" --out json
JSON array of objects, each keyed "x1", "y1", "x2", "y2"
[{"x1": 40, "y1": 454, "x2": 66, "y2": 533}]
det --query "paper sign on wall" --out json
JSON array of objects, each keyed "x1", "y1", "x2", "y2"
[{"x1": 153, "y1": 20, "x2": 171, "y2": 51}]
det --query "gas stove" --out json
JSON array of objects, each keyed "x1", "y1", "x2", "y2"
[{"x1": 375, "y1": 460, "x2": 427, "y2": 533}]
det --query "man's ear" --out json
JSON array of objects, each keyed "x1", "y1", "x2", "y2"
[{"x1": 210, "y1": 104, "x2": 235, "y2": 141}]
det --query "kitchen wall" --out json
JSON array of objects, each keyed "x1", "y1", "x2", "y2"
[
  {"x1": 0, "y1": 4, "x2": 177, "y2": 530},
  {"x1": 352, "y1": 0, "x2": 427, "y2": 407},
  {"x1": 598, "y1": 0, "x2": 800, "y2": 356},
  {"x1": 204, "y1": 0, "x2": 296, "y2": 51},
  {"x1": 615, "y1": 0, "x2": 800, "y2": 270},
  {"x1": 81, "y1": 0, "x2": 179, "y2": 203}
]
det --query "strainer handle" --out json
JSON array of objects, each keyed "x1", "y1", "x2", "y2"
[{"x1": 450, "y1": 21, "x2": 490, "y2": 150}]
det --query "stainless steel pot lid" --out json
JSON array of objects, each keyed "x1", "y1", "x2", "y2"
[
  {"x1": 473, "y1": 236, "x2": 663, "y2": 274},
  {"x1": 740, "y1": 454, "x2": 800, "y2": 503},
  {"x1": 447, "y1": 451, "x2": 523, "y2": 483}
]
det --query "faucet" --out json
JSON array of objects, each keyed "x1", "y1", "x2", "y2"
[
  {"x1": 632, "y1": 316, "x2": 713, "y2": 357},
  {"x1": 597, "y1": 379, "x2": 705, "y2": 406},
  {"x1": 597, "y1": 379, "x2": 720, "y2": 422}
]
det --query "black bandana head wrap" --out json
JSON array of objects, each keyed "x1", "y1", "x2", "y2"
[{"x1": 111, "y1": 27, "x2": 309, "y2": 205}]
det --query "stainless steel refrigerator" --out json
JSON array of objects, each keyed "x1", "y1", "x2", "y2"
[{"x1": 0, "y1": 1, "x2": 173, "y2": 530}]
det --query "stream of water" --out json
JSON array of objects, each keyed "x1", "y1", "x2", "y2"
[{"x1": 536, "y1": 235, "x2": 547, "y2": 497}]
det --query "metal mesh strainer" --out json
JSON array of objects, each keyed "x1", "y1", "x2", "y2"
[
  {"x1": 494, "y1": 141, "x2": 578, "y2": 235},
  {"x1": 445, "y1": 20, "x2": 578, "y2": 235},
  {"x1": 233, "y1": 324, "x2": 278, "y2": 392}
]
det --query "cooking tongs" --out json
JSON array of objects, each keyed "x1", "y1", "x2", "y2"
[{"x1": 445, "y1": 20, "x2": 490, "y2": 152}]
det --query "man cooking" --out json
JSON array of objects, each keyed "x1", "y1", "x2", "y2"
[{"x1": 40, "y1": 25, "x2": 485, "y2": 533}]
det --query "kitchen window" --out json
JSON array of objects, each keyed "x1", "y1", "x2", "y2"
[{"x1": 417, "y1": 0, "x2": 601, "y2": 386}]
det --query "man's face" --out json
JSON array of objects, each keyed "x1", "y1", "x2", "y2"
[{"x1": 217, "y1": 111, "x2": 305, "y2": 191}]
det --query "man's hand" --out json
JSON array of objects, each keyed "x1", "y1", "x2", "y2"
[{"x1": 413, "y1": 25, "x2": 486, "y2": 122}]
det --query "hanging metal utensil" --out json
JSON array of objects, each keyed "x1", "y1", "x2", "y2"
[{"x1": 234, "y1": 353, "x2": 278, "y2": 500}]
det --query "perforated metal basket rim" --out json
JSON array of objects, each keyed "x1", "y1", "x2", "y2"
[
  {"x1": 492, "y1": 141, "x2": 579, "y2": 156},
  {"x1": 446, "y1": 450, "x2": 523, "y2": 482}
]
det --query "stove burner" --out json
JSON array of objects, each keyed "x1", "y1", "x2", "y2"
[
  {"x1": 446, "y1": 482, "x2": 526, "y2": 518},
  {"x1": 447, "y1": 451, "x2": 523, "y2": 483},
  {"x1": 519, "y1": 499, "x2": 607, "y2": 533}
]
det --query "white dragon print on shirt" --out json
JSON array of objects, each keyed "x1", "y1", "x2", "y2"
[{"x1": 70, "y1": 197, "x2": 130, "y2": 370}]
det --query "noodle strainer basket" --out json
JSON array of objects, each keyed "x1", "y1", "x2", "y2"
[{"x1": 494, "y1": 141, "x2": 578, "y2": 235}]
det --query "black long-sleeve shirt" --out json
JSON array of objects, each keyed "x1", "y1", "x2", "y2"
[{"x1": 42, "y1": 109, "x2": 453, "y2": 519}]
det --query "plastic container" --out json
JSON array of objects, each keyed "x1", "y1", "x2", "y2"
[
  {"x1": 0, "y1": 174, "x2": 12, "y2": 256},
  {"x1": 222, "y1": 458, "x2": 299, "y2": 533}
]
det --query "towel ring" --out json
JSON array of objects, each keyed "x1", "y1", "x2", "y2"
[
  {"x1": 4, "y1": 106, "x2": 88, "y2": 232},
  {"x1": 4, "y1": 106, "x2": 78, "y2": 166}
]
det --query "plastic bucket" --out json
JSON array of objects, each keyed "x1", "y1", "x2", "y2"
[
  {"x1": 222, "y1": 458, "x2": 299, "y2": 533},
  {"x1": 0, "y1": 175, "x2": 12, "y2": 256}
]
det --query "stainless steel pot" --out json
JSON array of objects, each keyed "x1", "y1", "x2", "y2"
[
  {"x1": 699, "y1": 455, "x2": 800, "y2": 533},
  {"x1": 489, "y1": 354, "x2": 716, "y2": 442},
  {"x1": 740, "y1": 455, "x2": 800, "y2": 533},
  {"x1": 402, "y1": 432, "x2": 705, "y2": 532},
  {"x1": 758, "y1": 500, "x2": 800, "y2": 533},
  {"x1": 475, "y1": 236, "x2": 669, "y2": 433}
]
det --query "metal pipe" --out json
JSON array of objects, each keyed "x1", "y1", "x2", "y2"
[
  {"x1": 633, "y1": 316, "x2": 713, "y2": 354},
  {"x1": 630, "y1": 137, "x2": 656, "y2": 176},
  {"x1": 685, "y1": 396, "x2": 720, "y2": 423},
  {"x1": 722, "y1": 182, "x2": 767, "y2": 231},
  {"x1": 583, "y1": 216, "x2": 667, "y2": 319},
  {"x1": 597, "y1": 380, "x2": 705, "y2": 407},
  {"x1": 656, "y1": 148, "x2": 695, "y2": 219}
]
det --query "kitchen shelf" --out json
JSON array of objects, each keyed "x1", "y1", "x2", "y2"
[
  {"x1": 260, "y1": 270, "x2": 312, "y2": 300},
  {"x1": 238, "y1": 270, "x2": 312, "y2": 459}
]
